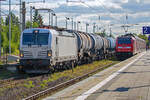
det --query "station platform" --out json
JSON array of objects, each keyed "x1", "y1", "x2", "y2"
[{"x1": 44, "y1": 51, "x2": 149, "y2": 100}]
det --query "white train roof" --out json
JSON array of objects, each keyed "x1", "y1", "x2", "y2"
[
  {"x1": 22, "y1": 28, "x2": 59, "y2": 35},
  {"x1": 23, "y1": 28, "x2": 75, "y2": 36}
]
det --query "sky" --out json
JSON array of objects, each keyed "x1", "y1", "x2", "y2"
[{"x1": 1, "y1": 0, "x2": 150, "y2": 36}]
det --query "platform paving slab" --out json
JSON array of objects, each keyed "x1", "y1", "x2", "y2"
[
  {"x1": 86, "y1": 52, "x2": 150, "y2": 100},
  {"x1": 43, "y1": 51, "x2": 147, "y2": 100}
]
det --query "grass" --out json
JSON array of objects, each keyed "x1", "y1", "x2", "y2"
[
  {"x1": 0, "y1": 61, "x2": 3, "y2": 65},
  {"x1": 36, "y1": 59, "x2": 119, "y2": 100},
  {"x1": 36, "y1": 59, "x2": 118, "y2": 89},
  {"x1": 24, "y1": 81, "x2": 35, "y2": 89},
  {"x1": 0, "y1": 59, "x2": 119, "y2": 100}
]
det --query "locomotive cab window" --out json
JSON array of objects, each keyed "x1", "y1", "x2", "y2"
[
  {"x1": 118, "y1": 38, "x2": 131, "y2": 44},
  {"x1": 37, "y1": 33, "x2": 49, "y2": 45},
  {"x1": 23, "y1": 34, "x2": 35, "y2": 45},
  {"x1": 22, "y1": 32, "x2": 49, "y2": 45}
]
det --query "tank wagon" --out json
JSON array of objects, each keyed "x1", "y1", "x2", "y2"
[
  {"x1": 19, "y1": 28, "x2": 116, "y2": 73},
  {"x1": 72, "y1": 31, "x2": 104, "y2": 64},
  {"x1": 116, "y1": 34, "x2": 146, "y2": 59}
]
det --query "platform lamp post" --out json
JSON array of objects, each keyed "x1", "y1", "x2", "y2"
[
  {"x1": 71, "y1": 18, "x2": 73, "y2": 30},
  {"x1": 109, "y1": 24, "x2": 114, "y2": 37},
  {"x1": 55, "y1": 15, "x2": 57, "y2": 27},
  {"x1": 65, "y1": 17, "x2": 70, "y2": 29},
  {"x1": 9, "y1": 0, "x2": 11, "y2": 54},
  {"x1": 74, "y1": 22, "x2": 76, "y2": 31},
  {"x1": 52, "y1": 13, "x2": 57, "y2": 27},
  {"x1": 96, "y1": 25, "x2": 99, "y2": 33},
  {"x1": 51, "y1": 12, "x2": 56, "y2": 27},
  {"x1": 93, "y1": 23, "x2": 96, "y2": 33},
  {"x1": 86, "y1": 23, "x2": 89, "y2": 33},
  {"x1": 51, "y1": 13, "x2": 53, "y2": 26},
  {"x1": 48, "y1": 10, "x2": 51, "y2": 26},
  {"x1": 77, "y1": 21, "x2": 81, "y2": 31}
]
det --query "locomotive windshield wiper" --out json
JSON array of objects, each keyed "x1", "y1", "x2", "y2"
[
  {"x1": 38, "y1": 44, "x2": 42, "y2": 47},
  {"x1": 28, "y1": 43, "x2": 32, "y2": 47}
]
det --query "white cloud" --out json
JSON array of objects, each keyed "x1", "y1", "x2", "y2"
[
  {"x1": 129, "y1": 12, "x2": 150, "y2": 18},
  {"x1": 2, "y1": 0, "x2": 150, "y2": 34},
  {"x1": 142, "y1": 0, "x2": 150, "y2": 4}
]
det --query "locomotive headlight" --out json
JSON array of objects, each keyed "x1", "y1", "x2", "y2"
[
  {"x1": 126, "y1": 46, "x2": 131, "y2": 49},
  {"x1": 20, "y1": 51, "x2": 24, "y2": 58},
  {"x1": 47, "y1": 50, "x2": 52, "y2": 57}
]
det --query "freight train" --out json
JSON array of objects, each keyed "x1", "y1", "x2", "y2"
[
  {"x1": 116, "y1": 34, "x2": 146, "y2": 59},
  {"x1": 19, "y1": 28, "x2": 116, "y2": 73}
]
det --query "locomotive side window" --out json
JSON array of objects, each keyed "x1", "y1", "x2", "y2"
[{"x1": 118, "y1": 38, "x2": 131, "y2": 44}]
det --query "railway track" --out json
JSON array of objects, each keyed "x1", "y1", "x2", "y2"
[
  {"x1": 0, "y1": 78, "x2": 15, "y2": 85},
  {"x1": 23, "y1": 62, "x2": 115, "y2": 100},
  {"x1": 0, "y1": 74, "x2": 43, "y2": 88}
]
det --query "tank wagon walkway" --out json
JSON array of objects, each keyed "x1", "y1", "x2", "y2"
[{"x1": 44, "y1": 51, "x2": 150, "y2": 100}]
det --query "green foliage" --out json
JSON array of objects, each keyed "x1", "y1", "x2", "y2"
[
  {"x1": 26, "y1": 21, "x2": 32, "y2": 29},
  {"x1": 33, "y1": 10, "x2": 43, "y2": 27},
  {"x1": 1, "y1": 13, "x2": 20, "y2": 54},
  {"x1": 24, "y1": 81, "x2": 35, "y2": 89},
  {"x1": 133, "y1": 33, "x2": 138, "y2": 36},
  {"x1": 40, "y1": 80, "x2": 48, "y2": 88},
  {"x1": 1, "y1": 12, "x2": 44, "y2": 54},
  {"x1": 138, "y1": 34, "x2": 149, "y2": 44},
  {"x1": 47, "y1": 77, "x2": 53, "y2": 82},
  {"x1": 5, "y1": 12, "x2": 19, "y2": 26},
  {"x1": 32, "y1": 22, "x2": 39, "y2": 28}
]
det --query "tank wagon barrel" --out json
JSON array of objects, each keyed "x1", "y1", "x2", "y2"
[{"x1": 107, "y1": 37, "x2": 116, "y2": 50}]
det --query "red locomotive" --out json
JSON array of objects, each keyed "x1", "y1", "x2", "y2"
[{"x1": 116, "y1": 34, "x2": 146, "y2": 59}]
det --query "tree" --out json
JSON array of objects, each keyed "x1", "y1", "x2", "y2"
[
  {"x1": 33, "y1": 10, "x2": 43, "y2": 27},
  {"x1": 133, "y1": 33, "x2": 138, "y2": 36},
  {"x1": 5, "y1": 12, "x2": 19, "y2": 26},
  {"x1": 138, "y1": 34, "x2": 149, "y2": 44},
  {"x1": 26, "y1": 21, "x2": 32, "y2": 29},
  {"x1": 32, "y1": 22, "x2": 39, "y2": 28},
  {"x1": 38, "y1": 14, "x2": 43, "y2": 26},
  {"x1": 1, "y1": 12, "x2": 20, "y2": 54}
]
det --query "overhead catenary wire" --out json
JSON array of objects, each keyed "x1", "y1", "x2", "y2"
[
  {"x1": 96, "y1": 0, "x2": 124, "y2": 24},
  {"x1": 96, "y1": 0, "x2": 133, "y2": 34},
  {"x1": 78, "y1": 1, "x2": 126, "y2": 29},
  {"x1": 78, "y1": 1, "x2": 121, "y2": 33}
]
